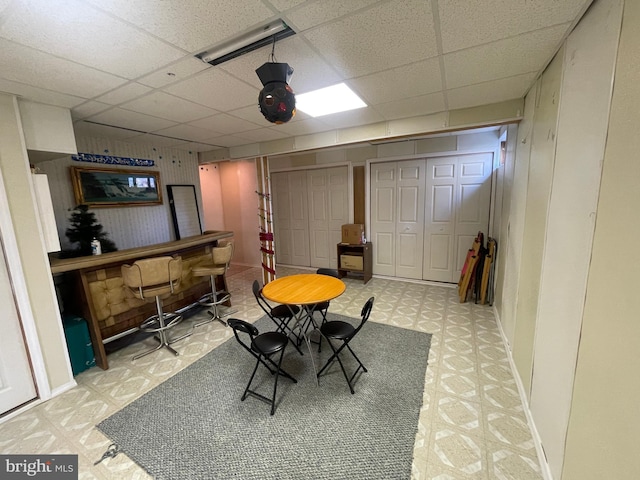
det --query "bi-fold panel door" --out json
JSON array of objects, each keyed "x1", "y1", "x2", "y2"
[
  {"x1": 371, "y1": 153, "x2": 493, "y2": 282},
  {"x1": 271, "y1": 167, "x2": 349, "y2": 269},
  {"x1": 370, "y1": 159, "x2": 425, "y2": 280},
  {"x1": 423, "y1": 153, "x2": 493, "y2": 282}
]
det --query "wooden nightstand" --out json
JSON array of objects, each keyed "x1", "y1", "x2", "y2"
[{"x1": 337, "y1": 242, "x2": 372, "y2": 284}]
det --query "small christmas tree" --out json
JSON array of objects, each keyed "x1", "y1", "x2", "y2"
[{"x1": 65, "y1": 204, "x2": 117, "y2": 257}]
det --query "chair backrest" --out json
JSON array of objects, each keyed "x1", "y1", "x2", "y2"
[
  {"x1": 252, "y1": 279, "x2": 272, "y2": 316},
  {"x1": 353, "y1": 296, "x2": 375, "y2": 335},
  {"x1": 316, "y1": 267, "x2": 339, "y2": 278},
  {"x1": 121, "y1": 256, "x2": 182, "y2": 300},
  {"x1": 212, "y1": 242, "x2": 234, "y2": 266},
  {"x1": 228, "y1": 318, "x2": 259, "y2": 351}
]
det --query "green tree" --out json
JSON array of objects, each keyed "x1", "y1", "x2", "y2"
[{"x1": 65, "y1": 204, "x2": 117, "y2": 257}]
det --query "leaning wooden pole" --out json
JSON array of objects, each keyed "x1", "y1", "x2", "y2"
[{"x1": 255, "y1": 156, "x2": 276, "y2": 284}]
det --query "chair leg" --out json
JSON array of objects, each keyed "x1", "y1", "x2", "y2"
[
  {"x1": 133, "y1": 297, "x2": 188, "y2": 360},
  {"x1": 317, "y1": 339, "x2": 366, "y2": 394},
  {"x1": 195, "y1": 275, "x2": 235, "y2": 327},
  {"x1": 241, "y1": 356, "x2": 262, "y2": 402},
  {"x1": 241, "y1": 349, "x2": 295, "y2": 415},
  {"x1": 270, "y1": 347, "x2": 286, "y2": 415}
]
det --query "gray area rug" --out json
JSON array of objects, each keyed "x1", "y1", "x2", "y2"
[{"x1": 98, "y1": 313, "x2": 432, "y2": 480}]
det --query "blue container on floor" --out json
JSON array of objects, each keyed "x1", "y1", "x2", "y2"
[{"x1": 62, "y1": 314, "x2": 96, "y2": 376}]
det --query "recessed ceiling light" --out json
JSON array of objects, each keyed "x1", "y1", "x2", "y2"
[{"x1": 295, "y1": 83, "x2": 367, "y2": 117}]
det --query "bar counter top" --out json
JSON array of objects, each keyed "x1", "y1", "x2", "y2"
[
  {"x1": 50, "y1": 230, "x2": 233, "y2": 274},
  {"x1": 51, "y1": 230, "x2": 234, "y2": 369}
]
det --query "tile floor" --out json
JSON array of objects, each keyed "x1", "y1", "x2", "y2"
[{"x1": 0, "y1": 266, "x2": 542, "y2": 479}]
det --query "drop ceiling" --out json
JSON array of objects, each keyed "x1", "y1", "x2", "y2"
[{"x1": 0, "y1": 0, "x2": 593, "y2": 155}]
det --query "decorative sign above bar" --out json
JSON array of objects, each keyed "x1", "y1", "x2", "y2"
[{"x1": 71, "y1": 152, "x2": 155, "y2": 167}]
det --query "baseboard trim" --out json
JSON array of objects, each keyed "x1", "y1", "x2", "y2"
[
  {"x1": 49, "y1": 379, "x2": 77, "y2": 399},
  {"x1": 492, "y1": 306, "x2": 554, "y2": 480}
]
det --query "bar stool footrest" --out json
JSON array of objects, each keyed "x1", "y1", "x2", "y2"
[{"x1": 139, "y1": 313, "x2": 182, "y2": 333}]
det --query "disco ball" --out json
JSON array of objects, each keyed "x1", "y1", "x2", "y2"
[{"x1": 258, "y1": 81, "x2": 296, "y2": 124}]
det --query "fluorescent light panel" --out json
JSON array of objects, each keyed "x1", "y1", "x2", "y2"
[
  {"x1": 197, "y1": 20, "x2": 295, "y2": 66},
  {"x1": 295, "y1": 83, "x2": 367, "y2": 117}
]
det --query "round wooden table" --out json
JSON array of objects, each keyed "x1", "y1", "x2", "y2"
[
  {"x1": 261, "y1": 273, "x2": 346, "y2": 306},
  {"x1": 261, "y1": 274, "x2": 346, "y2": 384}
]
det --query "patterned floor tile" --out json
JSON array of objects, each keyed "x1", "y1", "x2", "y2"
[
  {"x1": 429, "y1": 424, "x2": 488, "y2": 476},
  {"x1": 486, "y1": 440, "x2": 542, "y2": 480},
  {"x1": 437, "y1": 372, "x2": 482, "y2": 402},
  {"x1": 483, "y1": 408, "x2": 535, "y2": 453},
  {"x1": 434, "y1": 392, "x2": 483, "y2": 435},
  {"x1": 0, "y1": 265, "x2": 542, "y2": 479}
]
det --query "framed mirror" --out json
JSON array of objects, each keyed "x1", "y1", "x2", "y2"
[{"x1": 167, "y1": 184, "x2": 202, "y2": 239}]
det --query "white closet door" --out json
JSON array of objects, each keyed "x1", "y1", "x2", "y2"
[
  {"x1": 423, "y1": 154, "x2": 493, "y2": 282},
  {"x1": 0, "y1": 235, "x2": 37, "y2": 414},
  {"x1": 395, "y1": 160, "x2": 425, "y2": 280},
  {"x1": 370, "y1": 162, "x2": 397, "y2": 276},
  {"x1": 423, "y1": 157, "x2": 457, "y2": 282},
  {"x1": 271, "y1": 172, "x2": 293, "y2": 265},
  {"x1": 286, "y1": 171, "x2": 310, "y2": 266},
  {"x1": 453, "y1": 153, "x2": 494, "y2": 280},
  {"x1": 308, "y1": 167, "x2": 349, "y2": 268}
]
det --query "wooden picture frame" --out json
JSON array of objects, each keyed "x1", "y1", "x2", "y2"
[{"x1": 70, "y1": 166, "x2": 162, "y2": 207}]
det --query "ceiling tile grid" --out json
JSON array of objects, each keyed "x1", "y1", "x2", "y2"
[{"x1": 0, "y1": 0, "x2": 594, "y2": 152}]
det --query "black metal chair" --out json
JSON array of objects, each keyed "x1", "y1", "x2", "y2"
[
  {"x1": 316, "y1": 296, "x2": 374, "y2": 394},
  {"x1": 227, "y1": 318, "x2": 297, "y2": 415},
  {"x1": 305, "y1": 268, "x2": 340, "y2": 327},
  {"x1": 252, "y1": 279, "x2": 303, "y2": 355},
  {"x1": 301, "y1": 268, "x2": 340, "y2": 350}
]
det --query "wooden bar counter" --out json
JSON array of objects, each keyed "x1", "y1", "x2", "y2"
[{"x1": 50, "y1": 231, "x2": 233, "y2": 370}]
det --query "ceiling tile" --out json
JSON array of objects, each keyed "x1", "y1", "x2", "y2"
[
  {"x1": 170, "y1": 141, "x2": 226, "y2": 153},
  {"x1": 263, "y1": 118, "x2": 331, "y2": 137},
  {"x1": 0, "y1": 0, "x2": 186, "y2": 79},
  {"x1": 374, "y1": 92, "x2": 446, "y2": 121},
  {"x1": 350, "y1": 58, "x2": 442, "y2": 106},
  {"x1": 73, "y1": 121, "x2": 138, "y2": 140},
  {"x1": 219, "y1": 35, "x2": 344, "y2": 94},
  {"x1": 120, "y1": 133, "x2": 186, "y2": 148},
  {"x1": 0, "y1": 39, "x2": 127, "y2": 98},
  {"x1": 318, "y1": 106, "x2": 385, "y2": 130},
  {"x1": 87, "y1": 108, "x2": 178, "y2": 132},
  {"x1": 165, "y1": 68, "x2": 259, "y2": 111},
  {"x1": 86, "y1": 0, "x2": 275, "y2": 52},
  {"x1": 235, "y1": 128, "x2": 289, "y2": 143},
  {"x1": 267, "y1": 0, "x2": 306, "y2": 11},
  {"x1": 204, "y1": 134, "x2": 253, "y2": 148},
  {"x1": 303, "y1": 0, "x2": 437, "y2": 78},
  {"x1": 228, "y1": 104, "x2": 273, "y2": 125},
  {"x1": 137, "y1": 58, "x2": 209, "y2": 88},
  {"x1": 439, "y1": 0, "x2": 591, "y2": 53},
  {"x1": 189, "y1": 113, "x2": 263, "y2": 135},
  {"x1": 447, "y1": 73, "x2": 538, "y2": 110},
  {"x1": 284, "y1": 0, "x2": 381, "y2": 32},
  {"x1": 119, "y1": 91, "x2": 219, "y2": 123},
  {"x1": 152, "y1": 124, "x2": 222, "y2": 142},
  {"x1": 444, "y1": 25, "x2": 568, "y2": 89},
  {"x1": 0, "y1": 0, "x2": 12, "y2": 13},
  {"x1": 95, "y1": 83, "x2": 153, "y2": 106},
  {"x1": 72, "y1": 101, "x2": 112, "y2": 120},
  {"x1": 0, "y1": 77, "x2": 85, "y2": 108}
]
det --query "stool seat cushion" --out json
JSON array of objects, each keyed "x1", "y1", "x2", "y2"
[
  {"x1": 192, "y1": 263, "x2": 226, "y2": 277},
  {"x1": 252, "y1": 331, "x2": 288, "y2": 356},
  {"x1": 320, "y1": 320, "x2": 355, "y2": 340}
]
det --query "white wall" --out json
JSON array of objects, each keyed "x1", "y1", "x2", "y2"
[
  {"x1": 492, "y1": 0, "x2": 625, "y2": 478},
  {"x1": 37, "y1": 136, "x2": 204, "y2": 251},
  {"x1": 562, "y1": 0, "x2": 640, "y2": 478}
]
